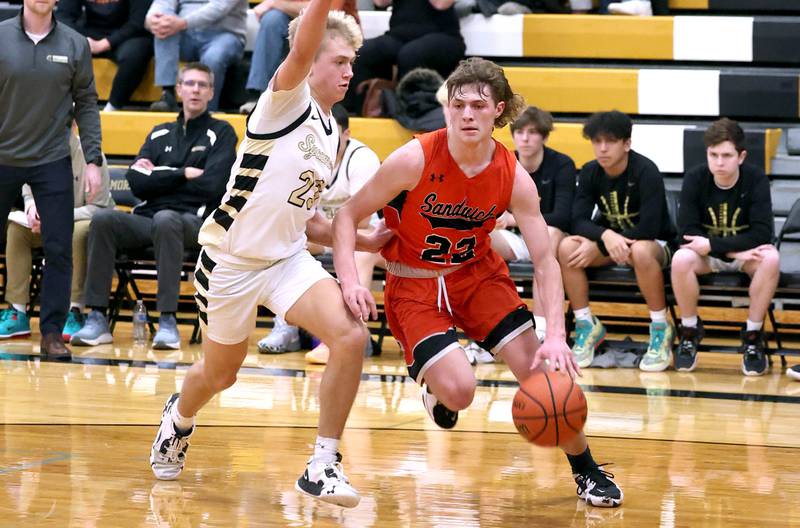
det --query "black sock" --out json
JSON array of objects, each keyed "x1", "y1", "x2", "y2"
[
  {"x1": 567, "y1": 447, "x2": 596, "y2": 474},
  {"x1": 163, "y1": 86, "x2": 175, "y2": 97}
]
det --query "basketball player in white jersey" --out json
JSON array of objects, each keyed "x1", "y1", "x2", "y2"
[{"x1": 149, "y1": 1, "x2": 389, "y2": 508}]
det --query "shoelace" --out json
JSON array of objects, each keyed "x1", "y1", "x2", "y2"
[
  {"x1": 679, "y1": 339, "x2": 696, "y2": 356},
  {"x1": 158, "y1": 435, "x2": 190, "y2": 464},
  {"x1": 650, "y1": 326, "x2": 665, "y2": 350},
  {"x1": 582, "y1": 463, "x2": 616, "y2": 488},
  {"x1": 0, "y1": 309, "x2": 11, "y2": 322},
  {"x1": 318, "y1": 461, "x2": 350, "y2": 485},
  {"x1": 744, "y1": 344, "x2": 761, "y2": 359}
]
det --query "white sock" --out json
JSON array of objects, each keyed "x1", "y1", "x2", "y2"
[
  {"x1": 103, "y1": 102, "x2": 117, "y2": 112},
  {"x1": 650, "y1": 309, "x2": 667, "y2": 323},
  {"x1": 70, "y1": 302, "x2": 84, "y2": 311},
  {"x1": 746, "y1": 319, "x2": 763, "y2": 332},
  {"x1": 11, "y1": 303, "x2": 25, "y2": 313},
  {"x1": 574, "y1": 307, "x2": 592, "y2": 322},
  {"x1": 681, "y1": 315, "x2": 698, "y2": 328},
  {"x1": 313, "y1": 435, "x2": 339, "y2": 465},
  {"x1": 170, "y1": 400, "x2": 195, "y2": 433}
]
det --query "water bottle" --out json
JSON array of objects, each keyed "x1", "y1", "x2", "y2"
[{"x1": 133, "y1": 300, "x2": 148, "y2": 345}]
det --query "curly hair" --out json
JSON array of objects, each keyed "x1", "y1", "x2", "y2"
[{"x1": 445, "y1": 57, "x2": 525, "y2": 128}]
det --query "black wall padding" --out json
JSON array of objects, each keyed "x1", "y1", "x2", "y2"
[
  {"x1": 753, "y1": 19, "x2": 800, "y2": 64},
  {"x1": 719, "y1": 72, "x2": 798, "y2": 119},
  {"x1": 711, "y1": 0, "x2": 800, "y2": 10},
  {"x1": 683, "y1": 129, "x2": 767, "y2": 173}
]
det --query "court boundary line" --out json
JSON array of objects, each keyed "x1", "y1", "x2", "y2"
[
  {"x1": 1, "y1": 423, "x2": 798, "y2": 450},
  {"x1": 2, "y1": 351, "x2": 799, "y2": 405}
]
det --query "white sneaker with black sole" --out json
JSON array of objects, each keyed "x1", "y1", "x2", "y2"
[
  {"x1": 295, "y1": 453, "x2": 360, "y2": 508},
  {"x1": 787, "y1": 364, "x2": 800, "y2": 381},
  {"x1": 150, "y1": 393, "x2": 194, "y2": 480}
]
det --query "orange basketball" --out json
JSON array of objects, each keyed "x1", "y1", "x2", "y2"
[{"x1": 512, "y1": 371, "x2": 588, "y2": 447}]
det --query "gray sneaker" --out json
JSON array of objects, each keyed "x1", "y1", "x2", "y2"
[
  {"x1": 70, "y1": 310, "x2": 113, "y2": 346},
  {"x1": 153, "y1": 314, "x2": 181, "y2": 350}
]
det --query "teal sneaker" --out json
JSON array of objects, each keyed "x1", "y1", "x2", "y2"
[
  {"x1": 572, "y1": 316, "x2": 606, "y2": 368},
  {"x1": 0, "y1": 308, "x2": 31, "y2": 339},
  {"x1": 640, "y1": 321, "x2": 675, "y2": 372},
  {"x1": 61, "y1": 309, "x2": 84, "y2": 342}
]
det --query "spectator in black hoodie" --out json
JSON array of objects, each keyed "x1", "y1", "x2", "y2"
[
  {"x1": 58, "y1": 0, "x2": 154, "y2": 111},
  {"x1": 558, "y1": 111, "x2": 675, "y2": 372},
  {"x1": 672, "y1": 118, "x2": 779, "y2": 377},
  {"x1": 71, "y1": 63, "x2": 237, "y2": 350}
]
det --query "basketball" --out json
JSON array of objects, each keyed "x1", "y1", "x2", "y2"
[{"x1": 512, "y1": 371, "x2": 588, "y2": 447}]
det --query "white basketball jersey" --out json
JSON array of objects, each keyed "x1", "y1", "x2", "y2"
[
  {"x1": 198, "y1": 78, "x2": 338, "y2": 269},
  {"x1": 319, "y1": 138, "x2": 380, "y2": 220}
]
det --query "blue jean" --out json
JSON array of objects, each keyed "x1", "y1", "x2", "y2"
[
  {"x1": 245, "y1": 9, "x2": 291, "y2": 93},
  {"x1": 154, "y1": 29, "x2": 245, "y2": 110},
  {"x1": 0, "y1": 157, "x2": 74, "y2": 336}
]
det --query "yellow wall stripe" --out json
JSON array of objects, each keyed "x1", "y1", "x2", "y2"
[
  {"x1": 505, "y1": 67, "x2": 639, "y2": 114},
  {"x1": 523, "y1": 15, "x2": 674, "y2": 60}
]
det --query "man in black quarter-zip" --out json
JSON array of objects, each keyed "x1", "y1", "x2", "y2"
[
  {"x1": 0, "y1": 0, "x2": 103, "y2": 360},
  {"x1": 70, "y1": 62, "x2": 237, "y2": 351}
]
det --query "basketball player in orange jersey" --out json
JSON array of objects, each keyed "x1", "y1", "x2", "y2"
[{"x1": 333, "y1": 58, "x2": 623, "y2": 507}]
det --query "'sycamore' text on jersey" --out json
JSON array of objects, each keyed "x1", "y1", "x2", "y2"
[
  {"x1": 381, "y1": 128, "x2": 517, "y2": 270},
  {"x1": 198, "y1": 78, "x2": 338, "y2": 269}
]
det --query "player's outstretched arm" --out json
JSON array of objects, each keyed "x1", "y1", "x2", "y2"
[
  {"x1": 332, "y1": 140, "x2": 424, "y2": 320},
  {"x1": 272, "y1": 0, "x2": 333, "y2": 93},
  {"x1": 511, "y1": 163, "x2": 581, "y2": 378}
]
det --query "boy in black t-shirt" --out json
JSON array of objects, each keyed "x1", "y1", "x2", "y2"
[
  {"x1": 558, "y1": 111, "x2": 675, "y2": 371},
  {"x1": 672, "y1": 118, "x2": 779, "y2": 376},
  {"x1": 491, "y1": 106, "x2": 575, "y2": 343}
]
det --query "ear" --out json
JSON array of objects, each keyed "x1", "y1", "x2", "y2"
[
  {"x1": 495, "y1": 100, "x2": 506, "y2": 118},
  {"x1": 738, "y1": 149, "x2": 747, "y2": 165},
  {"x1": 623, "y1": 138, "x2": 632, "y2": 152}
]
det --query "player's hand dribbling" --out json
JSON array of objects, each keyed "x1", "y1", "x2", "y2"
[
  {"x1": 341, "y1": 281, "x2": 378, "y2": 322},
  {"x1": 531, "y1": 337, "x2": 581, "y2": 379}
]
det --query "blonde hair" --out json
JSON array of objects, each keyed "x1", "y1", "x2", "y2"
[
  {"x1": 288, "y1": 10, "x2": 363, "y2": 53},
  {"x1": 446, "y1": 57, "x2": 525, "y2": 128}
]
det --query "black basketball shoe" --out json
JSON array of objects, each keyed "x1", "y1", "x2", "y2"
[
  {"x1": 741, "y1": 329, "x2": 768, "y2": 376},
  {"x1": 421, "y1": 385, "x2": 458, "y2": 429},
  {"x1": 674, "y1": 319, "x2": 704, "y2": 372},
  {"x1": 574, "y1": 464, "x2": 624, "y2": 507}
]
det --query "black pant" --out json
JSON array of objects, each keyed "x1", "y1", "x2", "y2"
[
  {"x1": 343, "y1": 32, "x2": 466, "y2": 114},
  {"x1": 99, "y1": 36, "x2": 154, "y2": 108},
  {"x1": 83, "y1": 209, "x2": 202, "y2": 313},
  {"x1": 0, "y1": 158, "x2": 74, "y2": 336}
]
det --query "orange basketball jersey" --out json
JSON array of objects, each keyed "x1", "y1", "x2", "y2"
[{"x1": 381, "y1": 128, "x2": 518, "y2": 270}]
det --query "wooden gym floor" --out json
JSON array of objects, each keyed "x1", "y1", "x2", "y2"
[{"x1": 1, "y1": 322, "x2": 799, "y2": 527}]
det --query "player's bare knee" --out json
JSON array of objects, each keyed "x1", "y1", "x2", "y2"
[
  {"x1": 439, "y1": 378, "x2": 476, "y2": 411},
  {"x1": 671, "y1": 248, "x2": 697, "y2": 273},
  {"x1": 760, "y1": 246, "x2": 781, "y2": 273},
  {"x1": 203, "y1": 364, "x2": 238, "y2": 393},
  {"x1": 328, "y1": 323, "x2": 368, "y2": 356}
]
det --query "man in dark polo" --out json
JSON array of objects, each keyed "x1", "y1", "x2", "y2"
[{"x1": 0, "y1": 0, "x2": 103, "y2": 360}]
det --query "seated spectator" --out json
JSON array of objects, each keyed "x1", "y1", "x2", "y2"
[
  {"x1": 342, "y1": 0, "x2": 465, "y2": 116},
  {"x1": 238, "y1": 0, "x2": 359, "y2": 114},
  {"x1": 604, "y1": 0, "x2": 667, "y2": 16},
  {"x1": 71, "y1": 63, "x2": 237, "y2": 349},
  {"x1": 671, "y1": 118, "x2": 779, "y2": 377},
  {"x1": 491, "y1": 106, "x2": 575, "y2": 342},
  {"x1": 57, "y1": 0, "x2": 154, "y2": 111},
  {"x1": 258, "y1": 104, "x2": 382, "y2": 363},
  {"x1": 145, "y1": 0, "x2": 247, "y2": 111},
  {"x1": 0, "y1": 129, "x2": 113, "y2": 341},
  {"x1": 558, "y1": 111, "x2": 675, "y2": 372}
]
